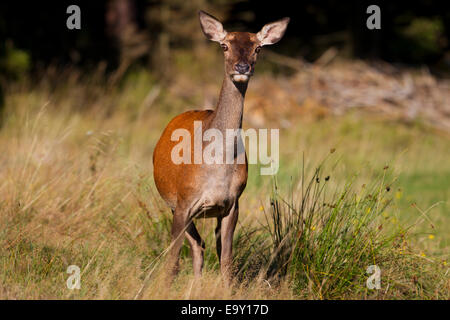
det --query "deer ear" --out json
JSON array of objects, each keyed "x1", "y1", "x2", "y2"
[
  {"x1": 257, "y1": 17, "x2": 290, "y2": 46},
  {"x1": 199, "y1": 10, "x2": 227, "y2": 42}
]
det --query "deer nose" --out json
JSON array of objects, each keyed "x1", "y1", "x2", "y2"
[{"x1": 234, "y1": 63, "x2": 250, "y2": 74}]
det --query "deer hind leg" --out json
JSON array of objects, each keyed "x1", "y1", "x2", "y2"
[
  {"x1": 185, "y1": 221, "x2": 205, "y2": 278},
  {"x1": 168, "y1": 206, "x2": 189, "y2": 278},
  {"x1": 219, "y1": 201, "x2": 239, "y2": 283}
]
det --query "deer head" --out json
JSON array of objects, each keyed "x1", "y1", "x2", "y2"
[{"x1": 199, "y1": 10, "x2": 290, "y2": 83}]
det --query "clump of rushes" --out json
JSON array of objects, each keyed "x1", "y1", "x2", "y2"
[{"x1": 236, "y1": 156, "x2": 411, "y2": 299}]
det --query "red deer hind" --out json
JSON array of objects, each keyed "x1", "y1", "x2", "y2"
[{"x1": 153, "y1": 10, "x2": 289, "y2": 281}]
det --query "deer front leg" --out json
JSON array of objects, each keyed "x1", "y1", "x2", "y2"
[
  {"x1": 215, "y1": 217, "x2": 222, "y2": 264},
  {"x1": 220, "y1": 201, "x2": 239, "y2": 282},
  {"x1": 185, "y1": 221, "x2": 205, "y2": 278}
]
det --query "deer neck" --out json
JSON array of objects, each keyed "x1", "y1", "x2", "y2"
[{"x1": 210, "y1": 75, "x2": 248, "y2": 132}]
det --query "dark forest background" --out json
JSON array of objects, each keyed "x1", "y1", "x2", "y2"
[{"x1": 0, "y1": 0, "x2": 448, "y2": 80}]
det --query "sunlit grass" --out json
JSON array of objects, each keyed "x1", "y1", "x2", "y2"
[{"x1": 0, "y1": 70, "x2": 448, "y2": 299}]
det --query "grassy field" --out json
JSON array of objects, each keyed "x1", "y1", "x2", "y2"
[{"x1": 0, "y1": 67, "x2": 448, "y2": 299}]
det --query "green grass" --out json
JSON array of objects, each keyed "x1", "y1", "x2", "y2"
[
  {"x1": 259, "y1": 113, "x2": 450, "y2": 253},
  {"x1": 241, "y1": 158, "x2": 447, "y2": 299}
]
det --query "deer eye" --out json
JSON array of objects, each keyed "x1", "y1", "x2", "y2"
[
  {"x1": 220, "y1": 43, "x2": 228, "y2": 51},
  {"x1": 255, "y1": 46, "x2": 261, "y2": 53}
]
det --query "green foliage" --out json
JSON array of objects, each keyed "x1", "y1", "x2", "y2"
[
  {"x1": 0, "y1": 44, "x2": 30, "y2": 78},
  {"x1": 401, "y1": 17, "x2": 445, "y2": 61}
]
